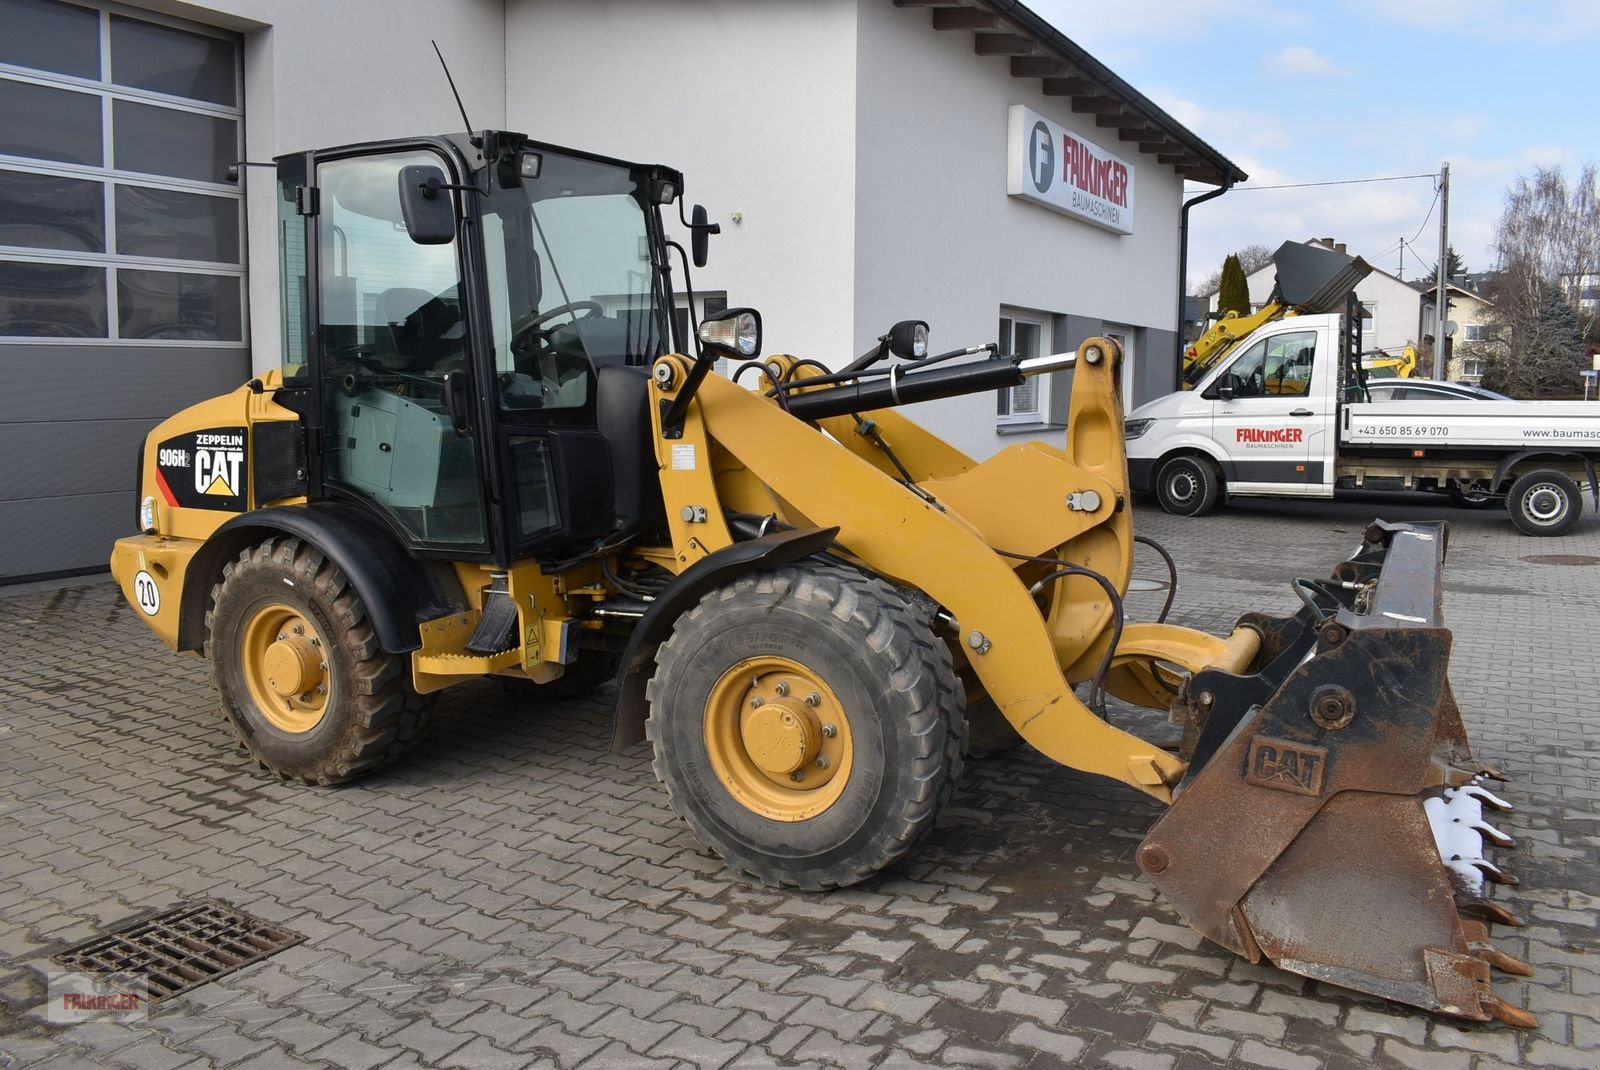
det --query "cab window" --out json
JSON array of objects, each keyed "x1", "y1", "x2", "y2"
[{"x1": 1218, "y1": 330, "x2": 1316, "y2": 398}]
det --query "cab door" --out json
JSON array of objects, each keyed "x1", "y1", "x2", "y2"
[
  {"x1": 1208, "y1": 328, "x2": 1322, "y2": 492},
  {"x1": 311, "y1": 146, "x2": 494, "y2": 555}
]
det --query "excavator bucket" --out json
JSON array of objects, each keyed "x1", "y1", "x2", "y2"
[
  {"x1": 1138, "y1": 521, "x2": 1535, "y2": 1026},
  {"x1": 1270, "y1": 240, "x2": 1373, "y2": 313}
]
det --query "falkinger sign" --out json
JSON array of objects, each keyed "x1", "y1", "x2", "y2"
[{"x1": 1006, "y1": 105, "x2": 1135, "y2": 235}]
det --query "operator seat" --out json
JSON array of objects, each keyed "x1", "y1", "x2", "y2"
[
  {"x1": 593, "y1": 364, "x2": 666, "y2": 537},
  {"x1": 374, "y1": 287, "x2": 465, "y2": 373}
]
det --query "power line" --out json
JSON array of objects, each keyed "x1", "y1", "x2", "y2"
[
  {"x1": 1409, "y1": 186, "x2": 1442, "y2": 243},
  {"x1": 1227, "y1": 172, "x2": 1438, "y2": 192}
]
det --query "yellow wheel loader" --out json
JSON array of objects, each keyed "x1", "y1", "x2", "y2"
[{"x1": 111, "y1": 128, "x2": 1533, "y2": 1027}]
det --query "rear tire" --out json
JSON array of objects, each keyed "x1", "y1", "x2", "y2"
[
  {"x1": 646, "y1": 564, "x2": 965, "y2": 890},
  {"x1": 1507, "y1": 470, "x2": 1582, "y2": 536},
  {"x1": 962, "y1": 696, "x2": 1024, "y2": 759},
  {"x1": 206, "y1": 536, "x2": 434, "y2": 784},
  {"x1": 1155, "y1": 455, "x2": 1220, "y2": 517}
]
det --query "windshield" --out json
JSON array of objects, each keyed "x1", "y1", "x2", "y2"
[{"x1": 481, "y1": 152, "x2": 668, "y2": 412}]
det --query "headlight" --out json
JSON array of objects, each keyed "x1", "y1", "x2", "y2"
[
  {"x1": 887, "y1": 319, "x2": 929, "y2": 359},
  {"x1": 698, "y1": 308, "x2": 762, "y2": 358},
  {"x1": 1124, "y1": 418, "x2": 1154, "y2": 440},
  {"x1": 140, "y1": 495, "x2": 158, "y2": 534}
]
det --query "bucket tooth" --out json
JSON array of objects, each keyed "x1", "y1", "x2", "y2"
[
  {"x1": 1460, "y1": 919, "x2": 1535, "y2": 976},
  {"x1": 1457, "y1": 895, "x2": 1523, "y2": 928},
  {"x1": 1463, "y1": 781, "x2": 1512, "y2": 812},
  {"x1": 1482, "y1": 994, "x2": 1539, "y2": 1029},
  {"x1": 1473, "y1": 859, "x2": 1518, "y2": 887}
]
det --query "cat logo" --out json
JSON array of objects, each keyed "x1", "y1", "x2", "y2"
[
  {"x1": 155, "y1": 427, "x2": 247, "y2": 512},
  {"x1": 1244, "y1": 736, "x2": 1329, "y2": 797},
  {"x1": 194, "y1": 433, "x2": 245, "y2": 498}
]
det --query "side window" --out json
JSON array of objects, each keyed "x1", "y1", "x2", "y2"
[
  {"x1": 1263, "y1": 331, "x2": 1316, "y2": 397},
  {"x1": 1219, "y1": 338, "x2": 1267, "y2": 397},
  {"x1": 996, "y1": 311, "x2": 1048, "y2": 423}
]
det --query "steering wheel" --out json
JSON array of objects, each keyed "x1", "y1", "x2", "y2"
[
  {"x1": 517, "y1": 300, "x2": 604, "y2": 336},
  {"x1": 1247, "y1": 370, "x2": 1264, "y2": 396}
]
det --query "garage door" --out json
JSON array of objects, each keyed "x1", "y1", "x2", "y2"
[{"x1": 0, "y1": 0, "x2": 248, "y2": 580}]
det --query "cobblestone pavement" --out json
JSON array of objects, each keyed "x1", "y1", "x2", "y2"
[{"x1": 1, "y1": 495, "x2": 1596, "y2": 1070}]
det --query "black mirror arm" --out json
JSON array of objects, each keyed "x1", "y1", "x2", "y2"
[{"x1": 418, "y1": 175, "x2": 481, "y2": 199}]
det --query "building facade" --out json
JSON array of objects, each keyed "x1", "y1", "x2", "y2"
[{"x1": 0, "y1": 0, "x2": 1239, "y2": 580}]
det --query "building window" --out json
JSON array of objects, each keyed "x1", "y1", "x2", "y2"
[
  {"x1": 1463, "y1": 323, "x2": 1485, "y2": 342},
  {"x1": 996, "y1": 310, "x2": 1049, "y2": 424},
  {"x1": 1461, "y1": 356, "x2": 1485, "y2": 380},
  {"x1": 1360, "y1": 303, "x2": 1376, "y2": 342},
  {"x1": 0, "y1": 0, "x2": 243, "y2": 344}
]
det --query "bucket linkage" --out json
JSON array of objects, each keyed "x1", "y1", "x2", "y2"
[{"x1": 1139, "y1": 521, "x2": 1534, "y2": 1027}]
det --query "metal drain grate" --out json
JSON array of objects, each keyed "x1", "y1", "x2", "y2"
[{"x1": 52, "y1": 899, "x2": 303, "y2": 1004}]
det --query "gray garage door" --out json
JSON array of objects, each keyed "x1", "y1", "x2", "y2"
[{"x1": 0, "y1": 0, "x2": 248, "y2": 581}]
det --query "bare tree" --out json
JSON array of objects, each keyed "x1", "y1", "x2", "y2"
[
  {"x1": 1479, "y1": 165, "x2": 1600, "y2": 396},
  {"x1": 1236, "y1": 243, "x2": 1274, "y2": 275}
]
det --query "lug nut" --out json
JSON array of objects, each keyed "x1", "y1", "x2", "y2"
[
  {"x1": 805, "y1": 692, "x2": 821, "y2": 707},
  {"x1": 750, "y1": 696, "x2": 765, "y2": 709},
  {"x1": 789, "y1": 771, "x2": 803, "y2": 782},
  {"x1": 821, "y1": 723, "x2": 837, "y2": 738},
  {"x1": 775, "y1": 682, "x2": 790, "y2": 697},
  {"x1": 814, "y1": 755, "x2": 829, "y2": 769}
]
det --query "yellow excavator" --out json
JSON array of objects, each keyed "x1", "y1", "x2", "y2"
[
  {"x1": 1363, "y1": 343, "x2": 1421, "y2": 379},
  {"x1": 110, "y1": 128, "x2": 1532, "y2": 1026},
  {"x1": 1184, "y1": 242, "x2": 1372, "y2": 389}
]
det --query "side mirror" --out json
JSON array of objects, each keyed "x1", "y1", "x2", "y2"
[
  {"x1": 887, "y1": 320, "x2": 930, "y2": 359},
  {"x1": 1217, "y1": 383, "x2": 1236, "y2": 401},
  {"x1": 691, "y1": 204, "x2": 716, "y2": 268},
  {"x1": 397, "y1": 165, "x2": 457, "y2": 245}
]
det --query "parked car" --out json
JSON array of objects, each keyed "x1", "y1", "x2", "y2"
[{"x1": 1364, "y1": 380, "x2": 1513, "y2": 402}]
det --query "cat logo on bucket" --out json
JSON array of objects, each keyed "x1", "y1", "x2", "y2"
[
  {"x1": 154, "y1": 427, "x2": 248, "y2": 512},
  {"x1": 1245, "y1": 736, "x2": 1329, "y2": 797}
]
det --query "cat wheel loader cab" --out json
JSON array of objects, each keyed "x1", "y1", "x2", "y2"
[{"x1": 111, "y1": 128, "x2": 1535, "y2": 1028}]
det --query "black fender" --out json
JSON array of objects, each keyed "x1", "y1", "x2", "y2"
[
  {"x1": 176, "y1": 502, "x2": 460, "y2": 654},
  {"x1": 609, "y1": 525, "x2": 840, "y2": 752},
  {"x1": 1491, "y1": 449, "x2": 1600, "y2": 508}
]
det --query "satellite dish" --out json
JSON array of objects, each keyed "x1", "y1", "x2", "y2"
[{"x1": 1444, "y1": 320, "x2": 1459, "y2": 337}]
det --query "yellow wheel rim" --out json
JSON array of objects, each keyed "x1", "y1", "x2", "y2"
[
  {"x1": 240, "y1": 602, "x2": 330, "y2": 734},
  {"x1": 703, "y1": 655, "x2": 854, "y2": 822}
]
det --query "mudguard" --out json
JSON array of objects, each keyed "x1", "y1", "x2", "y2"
[
  {"x1": 609, "y1": 525, "x2": 838, "y2": 752},
  {"x1": 177, "y1": 502, "x2": 459, "y2": 654}
]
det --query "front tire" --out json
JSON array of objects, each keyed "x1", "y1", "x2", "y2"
[
  {"x1": 646, "y1": 564, "x2": 965, "y2": 890},
  {"x1": 206, "y1": 536, "x2": 433, "y2": 784},
  {"x1": 1155, "y1": 455, "x2": 1220, "y2": 517},
  {"x1": 1507, "y1": 470, "x2": 1582, "y2": 536}
]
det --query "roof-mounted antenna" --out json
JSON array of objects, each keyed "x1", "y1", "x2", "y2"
[{"x1": 431, "y1": 40, "x2": 477, "y2": 144}]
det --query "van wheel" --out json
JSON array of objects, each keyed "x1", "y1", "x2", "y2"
[
  {"x1": 206, "y1": 536, "x2": 434, "y2": 784},
  {"x1": 1155, "y1": 456, "x2": 1220, "y2": 517},
  {"x1": 1507, "y1": 470, "x2": 1582, "y2": 536}
]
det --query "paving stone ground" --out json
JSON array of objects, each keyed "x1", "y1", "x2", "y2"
[{"x1": 1, "y1": 493, "x2": 1596, "y2": 1069}]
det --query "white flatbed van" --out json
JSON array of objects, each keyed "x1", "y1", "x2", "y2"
[{"x1": 1125, "y1": 312, "x2": 1600, "y2": 535}]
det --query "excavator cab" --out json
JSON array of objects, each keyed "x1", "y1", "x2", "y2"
[{"x1": 274, "y1": 132, "x2": 682, "y2": 561}]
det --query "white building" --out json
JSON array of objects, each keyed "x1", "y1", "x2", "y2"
[{"x1": 0, "y1": 0, "x2": 1242, "y2": 579}]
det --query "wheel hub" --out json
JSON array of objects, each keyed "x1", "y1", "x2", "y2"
[
  {"x1": 240, "y1": 605, "x2": 330, "y2": 734},
  {"x1": 1527, "y1": 485, "x2": 1563, "y2": 522},
  {"x1": 263, "y1": 636, "x2": 322, "y2": 697},
  {"x1": 741, "y1": 704, "x2": 818, "y2": 775},
  {"x1": 704, "y1": 655, "x2": 854, "y2": 822},
  {"x1": 1168, "y1": 473, "x2": 1195, "y2": 502}
]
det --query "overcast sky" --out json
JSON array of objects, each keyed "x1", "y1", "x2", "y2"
[{"x1": 1028, "y1": 0, "x2": 1598, "y2": 289}]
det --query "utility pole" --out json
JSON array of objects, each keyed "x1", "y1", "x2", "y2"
[
  {"x1": 1434, "y1": 162, "x2": 1450, "y2": 380},
  {"x1": 1398, "y1": 238, "x2": 1405, "y2": 279}
]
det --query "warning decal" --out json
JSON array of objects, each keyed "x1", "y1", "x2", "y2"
[{"x1": 154, "y1": 427, "x2": 248, "y2": 512}]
